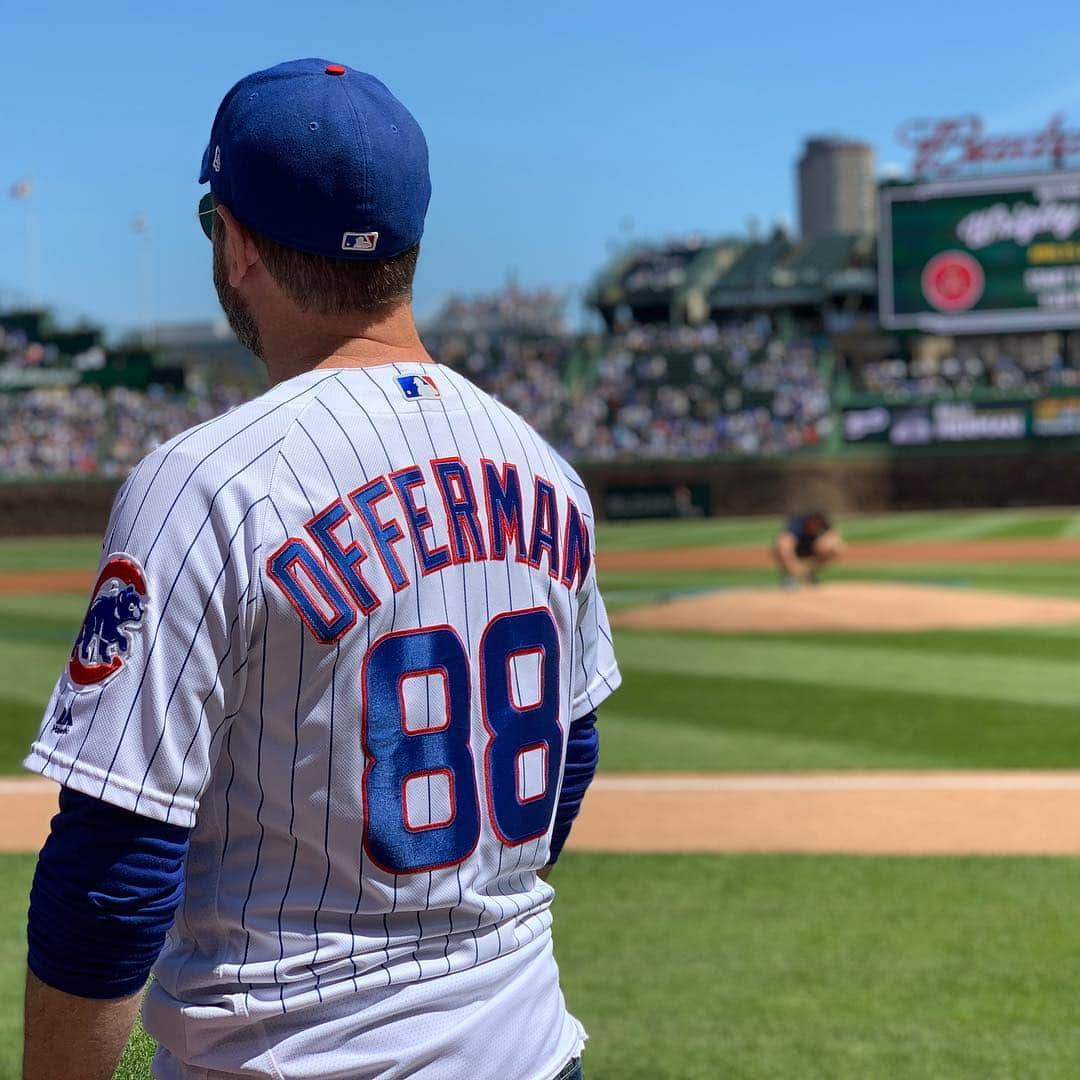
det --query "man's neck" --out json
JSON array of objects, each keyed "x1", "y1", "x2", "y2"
[{"x1": 260, "y1": 303, "x2": 434, "y2": 386}]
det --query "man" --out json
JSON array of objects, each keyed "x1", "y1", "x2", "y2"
[
  {"x1": 772, "y1": 510, "x2": 845, "y2": 587},
  {"x1": 22, "y1": 59, "x2": 619, "y2": 1080}
]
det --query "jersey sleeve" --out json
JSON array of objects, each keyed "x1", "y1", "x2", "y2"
[
  {"x1": 23, "y1": 437, "x2": 265, "y2": 828},
  {"x1": 570, "y1": 544, "x2": 621, "y2": 721},
  {"x1": 548, "y1": 451, "x2": 621, "y2": 720}
]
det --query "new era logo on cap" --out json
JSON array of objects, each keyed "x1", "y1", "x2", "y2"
[
  {"x1": 396, "y1": 374, "x2": 439, "y2": 400},
  {"x1": 342, "y1": 231, "x2": 379, "y2": 252}
]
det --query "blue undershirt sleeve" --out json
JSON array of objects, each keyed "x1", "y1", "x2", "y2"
[
  {"x1": 27, "y1": 787, "x2": 191, "y2": 1000},
  {"x1": 548, "y1": 710, "x2": 599, "y2": 865}
]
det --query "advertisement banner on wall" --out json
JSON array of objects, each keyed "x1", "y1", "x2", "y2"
[
  {"x1": 1032, "y1": 396, "x2": 1080, "y2": 436},
  {"x1": 931, "y1": 402, "x2": 1027, "y2": 441},
  {"x1": 605, "y1": 484, "x2": 712, "y2": 520},
  {"x1": 843, "y1": 401, "x2": 1033, "y2": 445}
]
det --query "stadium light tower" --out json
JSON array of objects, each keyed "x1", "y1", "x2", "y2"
[
  {"x1": 133, "y1": 214, "x2": 156, "y2": 346},
  {"x1": 10, "y1": 177, "x2": 40, "y2": 307}
]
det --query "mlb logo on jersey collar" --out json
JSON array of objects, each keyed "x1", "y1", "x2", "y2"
[{"x1": 396, "y1": 374, "x2": 440, "y2": 400}]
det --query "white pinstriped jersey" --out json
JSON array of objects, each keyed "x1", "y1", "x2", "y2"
[{"x1": 25, "y1": 362, "x2": 620, "y2": 1080}]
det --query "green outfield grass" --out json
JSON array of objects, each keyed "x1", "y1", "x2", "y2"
[
  {"x1": 0, "y1": 536, "x2": 101, "y2": 573},
  {"x1": 0, "y1": 852, "x2": 1076, "y2": 1078},
  {"x1": 3, "y1": 514, "x2": 1080, "y2": 775},
  {"x1": 600, "y1": 559, "x2": 1080, "y2": 609},
  {"x1": 594, "y1": 506, "x2": 1080, "y2": 552},
  {"x1": 3, "y1": 512, "x2": 1080, "y2": 1077},
  {"x1": 598, "y1": 625, "x2": 1080, "y2": 771}
]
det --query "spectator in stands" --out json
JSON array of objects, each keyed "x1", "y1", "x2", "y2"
[{"x1": 2, "y1": 292, "x2": 836, "y2": 478}]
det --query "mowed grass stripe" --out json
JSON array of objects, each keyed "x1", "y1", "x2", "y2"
[
  {"x1": 892, "y1": 510, "x2": 1051, "y2": 541},
  {"x1": 0, "y1": 607, "x2": 84, "y2": 648},
  {"x1": 65, "y1": 851, "x2": 1080, "y2": 1079},
  {"x1": 600, "y1": 667, "x2": 1080, "y2": 771},
  {"x1": 821, "y1": 510, "x2": 973, "y2": 542},
  {"x1": 978, "y1": 515, "x2": 1080, "y2": 539},
  {"x1": 0, "y1": 700, "x2": 47, "y2": 773},
  {"x1": 0, "y1": 854, "x2": 35, "y2": 1075},
  {"x1": 601, "y1": 563, "x2": 1080, "y2": 608},
  {"x1": 554, "y1": 853, "x2": 1080, "y2": 1080},
  {"x1": 593, "y1": 511, "x2": 987, "y2": 551},
  {"x1": 4, "y1": 511, "x2": 1080, "y2": 566},
  {"x1": 613, "y1": 631, "x2": 1080, "y2": 710},
  {"x1": 596, "y1": 508, "x2": 1080, "y2": 552},
  {"x1": 831, "y1": 561, "x2": 1080, "y2": 595},
  {"x1": 1, "y1": 641, "x2": 74, "y2": 707},
  {"x1": 829, "y1": 563, "x2": 1080, "y2": 599},
  {"x1": 721, "y1": 627, "x2": 1080, "y2": 663},
  {"x1": 0, "y1": 536, "x2": 100, "y2": 573}
]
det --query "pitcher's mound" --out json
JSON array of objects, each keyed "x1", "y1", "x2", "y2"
[{"x1": 612, "y1": 581, "x2": 1080, "y2": 634}]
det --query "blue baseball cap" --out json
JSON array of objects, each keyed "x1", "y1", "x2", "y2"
[{"x1": 199, "y1": 58, "x2": 430, "y2": 260}]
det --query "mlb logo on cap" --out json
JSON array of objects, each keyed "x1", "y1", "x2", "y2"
[
  {"x1": 397, "y1": 374, "x2": 440, "y2": 400},
  {"x1": 342, "y1": 231, "x2": 379, "y2": 252}
]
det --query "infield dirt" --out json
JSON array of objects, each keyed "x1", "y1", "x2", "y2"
[
  {"x1": 601, "y1": 536, "x2": 1080, "y2": 571},
  {"x1": 6, "y1": 774, "x2": 1080, "y2": 856},
  {"x1": 6, "y1": 534, "x2": 1080, "y2": 597},
  {"x1": 6, "y1": 535, "x2": 1080, "y2": 857},
  {"x1": 612, "y1": 581, "x2": 1080, "y2": 634}
]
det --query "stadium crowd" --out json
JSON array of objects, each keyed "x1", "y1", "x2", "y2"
[
  {"x1": 426, "y1": 313, "x2": 831, "y2": 461},
  {"x1": 560, "y1": 319, "x2": 830, "y2": 459},
  {"x1": 3, "y1": 291, "x2": 1080, "y2": 480},
  {"x1": 0, "y1": 385, "x2": 246, "y2": 479},
  {"x1": 853, "y1": 340, "x2": 1080, "y2": 400}
]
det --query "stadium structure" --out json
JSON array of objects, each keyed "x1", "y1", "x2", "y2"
[{"x1": 7, "y1": 116, "x2": 1080, "y2": 531}]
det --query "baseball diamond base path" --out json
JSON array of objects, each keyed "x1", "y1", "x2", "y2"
[
  {"x1": 600, "y1": 536, "x2": 1080, "y2": 571},
  {"x1": 7, "y1": 774, "x2": 1080, "y2": 856},
  {"x1": 6, "y1": 535, "x2": 1080, "y2": 597},
  {"x1": 576, "y1": 773, "x2": 1080, "y2": 855},
  {"x1": 613, "y1": 581, "x2": 1080, "y2": 634}
]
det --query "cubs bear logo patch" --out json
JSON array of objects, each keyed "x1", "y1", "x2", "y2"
[{"x1": 68, "y1": 554, "x2": 148, "y2": 688}]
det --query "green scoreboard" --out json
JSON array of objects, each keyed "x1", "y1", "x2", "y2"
[{"x1": 879, "y1": 170, "x2": 1080, "y2": 332}]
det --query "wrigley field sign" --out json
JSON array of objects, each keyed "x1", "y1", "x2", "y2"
[
  {"x1": 897, "y1": 115, "x2": 1080, "y2": 178},
  {"x1": 879, "y1": 170, "x2": 1080, "y2": 333}
]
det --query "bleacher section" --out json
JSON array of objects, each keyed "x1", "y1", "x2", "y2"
[
  {"x1": 7, "y1": 244, "x2": 1080, "y2": 480},
  {"x1": 589, "y1": 231, "x2": 876, "y2": 327}
]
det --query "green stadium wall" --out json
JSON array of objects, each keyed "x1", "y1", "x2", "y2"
[{"x1": 7, "y1": 447, "x2": 1080, "y2": 536}]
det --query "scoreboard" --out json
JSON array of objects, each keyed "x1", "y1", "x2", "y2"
[{"x1": 879, "y1": 170, "x2": 1080, "y2": 333}]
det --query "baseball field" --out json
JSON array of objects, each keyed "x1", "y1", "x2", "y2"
[{"x1": 5, "y1": 508, "x2": 1080, "y2": 1077}]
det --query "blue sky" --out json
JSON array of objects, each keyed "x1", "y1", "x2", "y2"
[{"x1": 3, "y1": 0, "x2": 1080, "y2": 337}]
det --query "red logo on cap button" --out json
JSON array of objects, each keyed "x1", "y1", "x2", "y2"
[{"x1": 325, "y1": 64, "x2": 346, "y2": 76}]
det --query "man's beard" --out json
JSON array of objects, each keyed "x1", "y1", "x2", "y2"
[{"x1": 213, "y1": 237, "x2": 264, "y2": 360}]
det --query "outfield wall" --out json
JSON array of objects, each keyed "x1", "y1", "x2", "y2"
[
  {"x1": 581, "y1": 449, "x2": 1080, "y2": 519},
  {"x1": 0, "y1": 479, "x2": 122, "y2": 537},
  {"x1": 4, "y1": 449, "x2": 1080, "y2": 535}
]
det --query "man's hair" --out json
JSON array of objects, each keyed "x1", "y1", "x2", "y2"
[{"x1": 250, "y1": 230, "x2": 419, "y2": 316}]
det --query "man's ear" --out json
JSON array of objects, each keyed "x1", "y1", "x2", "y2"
[{"x1": 216, "y1": 203, "x2": 260, "y2": 288}]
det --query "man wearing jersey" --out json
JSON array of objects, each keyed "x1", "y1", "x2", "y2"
[
  {"x1": 772, "y1": 510, "x2": 845, "y2": 587},
  {"x1": 23, "y1": 60, "x2": 619, "y2": 1080}
]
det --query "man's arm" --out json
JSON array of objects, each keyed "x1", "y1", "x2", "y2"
[
  {"x1": 543, "y1": 710, "x2": 600, "y2": 877},
  {"x1": 773, "y1": 531, "x2": 805, "y2": 579},
  {"x1": 22, "y1": 788, "x2": 190, "y2": 1079},
  {"x1": 23, "y1": 973, "x2": 141, "y2": 1080}
]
